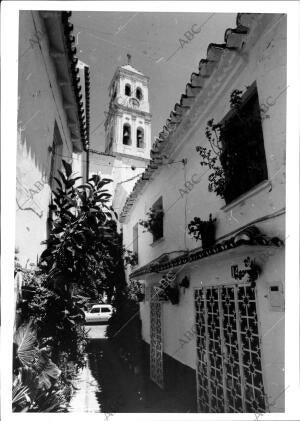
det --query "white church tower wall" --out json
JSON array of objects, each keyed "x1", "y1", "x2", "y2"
[{"x1": 103, "y1": 55, "x2": 152, "y2": 216}]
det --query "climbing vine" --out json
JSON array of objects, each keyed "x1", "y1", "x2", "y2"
[{"x1": 196, "y1": 87, "x2": 267, "y2": 203}]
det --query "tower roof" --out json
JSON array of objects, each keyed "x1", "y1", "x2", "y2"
[{"x1": 120, "y1": 63, "x2": 144, "y2": 76}]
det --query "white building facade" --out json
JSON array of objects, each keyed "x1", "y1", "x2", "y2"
[
  {"x1": 16, "y1": 11, "x2": 89, "y2": 265},
  {"x1": 120, "y1": 13, "x2": 286, "y2": 413}
]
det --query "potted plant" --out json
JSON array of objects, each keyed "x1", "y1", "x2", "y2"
[
  {"x1": 188, "y1": 214, "x2": 216, "y2": 248},
  {"x1": 139, "y1": 206, "x2": 164, "y2": 241},
  {"x1": 124, "y1": 250, "x2": 138, "y2": 267},
  {"x1": 128, "y1": 280, "x2": 145, "y2": 302}
]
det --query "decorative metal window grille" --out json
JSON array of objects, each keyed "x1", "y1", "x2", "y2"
[
  {"x1": 150, "y1": 289, "x2": 164, "y2": 389},
  {"x1": 195, "y1": 283, "x2": 266, "y2": 413}
]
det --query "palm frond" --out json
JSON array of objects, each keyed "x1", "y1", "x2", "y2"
[
  {"x1": 12, "y1": 376, "x2": 30, "y2": 411},
  {"x1": 19, "y1": 366, "x2": 40, "y2": 398},
  {"x1": 14, "y1": 322, "x2": 37, "y2": 366}
]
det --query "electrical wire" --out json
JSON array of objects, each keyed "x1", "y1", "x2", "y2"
[
  {"x1": 54, "y1": 152, "x2": 148, "y2": 169},
  {"x1": 54, "y1": 152, "x2": 191, "y2": 170}
]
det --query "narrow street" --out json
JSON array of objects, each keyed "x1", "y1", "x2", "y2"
[
  {"x1": 68, "y1": 323, "x2": 145, "y2": 413},
  {"x1": 67, "y1": 325, "x2": 108, "y2": 413},
  {"x1": 68, "y1": 323, "x2": 193, "y2": 413}
]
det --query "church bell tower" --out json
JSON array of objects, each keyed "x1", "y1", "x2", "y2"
[
  {"x1": 104, "y1": 55, "x2": 152, "y2": 214},
  {"x1": 104, "y1": 54, "x2": 151, "y2": 162}
]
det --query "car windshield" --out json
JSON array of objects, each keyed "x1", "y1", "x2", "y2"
[{"x1": 90, "y1": 308, "x2": 100, "y2": 313}]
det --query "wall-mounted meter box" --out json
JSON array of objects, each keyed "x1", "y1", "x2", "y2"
[{"x1": 269, "y1": 284, "x2": 284, "y2": 311}]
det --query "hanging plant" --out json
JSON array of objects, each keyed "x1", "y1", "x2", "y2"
[
  {"x1": 128, "y1": 280, "x2": 144, "y2": 302},
  {"x1": 123, "y1": 250, "x2": 138, "y2": 267},
  {"x1": 139, "y1": 206, "x2": 164, "y2": 240},
  {"x1": 188, "y1": 214, "x2": 217, "y2": 248}
]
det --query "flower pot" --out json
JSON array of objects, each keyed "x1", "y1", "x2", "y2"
[
  {"x1": 201, "y1": 223, "x2": 216, "y2": 248},
  {"x1": 164, "y1": 286, "x2": 179, "y2": 305}
]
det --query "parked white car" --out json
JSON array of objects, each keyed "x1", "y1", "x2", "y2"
[{"x1": 84, "y1": 304, "x2": 113, "y2": 323}]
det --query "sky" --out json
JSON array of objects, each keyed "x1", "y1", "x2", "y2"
[{"x1": 72, "y1": 11, "x2": 237, "y2": 152}]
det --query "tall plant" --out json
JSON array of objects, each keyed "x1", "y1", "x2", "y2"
[
  {"x1": 14, "y1": 161, "x2": 128, "y2": 411},
  {"x1": 40, "y1": 160, "x2": 118, "y2": 298}
]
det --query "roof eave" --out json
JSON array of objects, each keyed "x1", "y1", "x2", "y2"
[
  {"x1": 129, "y1": 227, "x2": 284, "y2": 279},
  {"x1": 40, "y1": 11, "x2": 89, "y2": 152}
]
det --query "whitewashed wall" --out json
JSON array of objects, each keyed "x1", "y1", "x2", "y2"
[
  {"x1": 16, "y1": 11, "x2": 75, "y2": 265},
  {"x1": 123, "y1": 15, "x2": 286, "y2": 268},
  {"x1": 123, "y1": 15, "x2": 286, "y2": 412}
]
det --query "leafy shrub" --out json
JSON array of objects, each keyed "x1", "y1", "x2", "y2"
[{"x1": 12, "y1": 322, "x2": 70, "y2": 412}]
